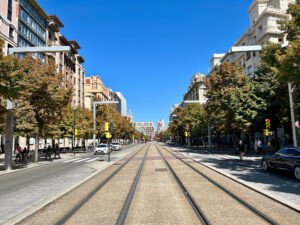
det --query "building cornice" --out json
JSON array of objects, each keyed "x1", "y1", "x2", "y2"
[{"x1": 248, "y1": 0, "x2": 270, "y2": 14}]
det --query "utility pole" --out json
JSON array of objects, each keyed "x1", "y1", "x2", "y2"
[{"x1": 288, "y1": 83, "x2": 298, "y2": 147}]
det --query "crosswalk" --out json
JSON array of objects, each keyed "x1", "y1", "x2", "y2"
[{"x1": 64, "y1": 157, "x2": 99, "y2": 164}]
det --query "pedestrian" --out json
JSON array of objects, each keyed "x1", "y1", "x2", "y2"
[
  {"x1": 54, "y1": 144, "x2": 61, "y2": 159},
  {"x1": 254, "y1": 138, "x2": 258, "y2": 153},
  {"x1": 22, "y1": 146, "x2": 28, "y2": 164},
  {"x1": 15, "y1": 144, "x2": 22, "y2": 162},
  {"x1": 46, "y1": 145, "x2": 52, "y2": 160},
  {"x1": 237, "y1": 139, "x2": 245, "y2": 160},
  {"x1": 257, "y1": 138, "x2": 262, "y2": 154}
]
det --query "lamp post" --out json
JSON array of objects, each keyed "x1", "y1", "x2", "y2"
[{"x1": 4, "y1": 46, "x2": 71, "y2": 170}]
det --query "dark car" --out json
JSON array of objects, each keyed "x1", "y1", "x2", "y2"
[{"x1": 261, "y1": 147, "x2": 300, "y2": 180}]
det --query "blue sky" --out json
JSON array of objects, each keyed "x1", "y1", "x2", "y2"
[{"x1": 38, "y1": 0, "x2": 253, "y2": 125}]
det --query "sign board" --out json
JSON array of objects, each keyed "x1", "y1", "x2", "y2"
[{"x1": 106, "y1": 132, "x2": 112, "y2": 139}]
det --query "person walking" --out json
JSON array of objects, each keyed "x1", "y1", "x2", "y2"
[
  {"x1": 46, "y1": 145, "x2": 52, "y2": 160},
  {"x1": 237, "y1": 139, "x2": 245, "y2": 160},
  {"x1": 54, "y1": 144, "x2": 61, "y2": 159},
  {"x1": 22, "y1": 146, "x2": 28, "y2": 164},
  {"x1": 15, "y1": 144, "x2": 22, "y2": 163}
]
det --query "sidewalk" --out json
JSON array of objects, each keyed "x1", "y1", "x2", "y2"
[{"x1": 0, "y1": 151, "x2": 88, "y2": 176}]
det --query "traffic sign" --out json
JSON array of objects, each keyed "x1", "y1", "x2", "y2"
[{"x1": 106, "y1": 132, "x2": 112, "y2": 139}]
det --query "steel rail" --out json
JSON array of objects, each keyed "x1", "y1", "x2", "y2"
[
  {"x1": 115, "y1": 145, "x2": 150, "y2": 225},
  {"x1": 154, "y1": 144, "x2": 210, "y2": 225},
  {"x1": 54, "y1": 144, "x2": 148, "y2": 225},
  {"x1": 160, "y1": 144, "x2": 279, "y2": 225}
]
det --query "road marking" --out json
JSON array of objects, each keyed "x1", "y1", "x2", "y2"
[
  {"x1": 74, "y1": 158, "x2": 91, "y2": 163},
  {"x1": 85, "y1": 158, "x2": 98, "y2": 163},
  {"x1": 64, "y1": 158, "x2": 79, "y2": 163}
]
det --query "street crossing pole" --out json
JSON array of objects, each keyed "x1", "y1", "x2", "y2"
[{"x1": 288, "y1": 83, "x2": 298, "y2": 147}]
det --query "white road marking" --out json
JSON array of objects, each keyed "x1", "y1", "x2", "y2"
[
  {"x1": 64, "y1": 158, "x2": 79, "y2": 163},
  {"x1": 74, "y1": 158, "x2": 91, "y2": 163},
  {"x1": 85, "y1": 158, "x2": 98, "y2": 163}
]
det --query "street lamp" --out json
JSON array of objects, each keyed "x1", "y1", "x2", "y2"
[{"x1": 4, "y1": 46, "x2": 71, "y2": 170}]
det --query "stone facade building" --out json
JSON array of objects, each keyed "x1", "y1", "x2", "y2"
[
  {"x1": 210, "y1": 0, "x2": 296, "y2": 77},
  {"x1": 84, "y1": 76, "x2": 116, "y2": 110},
  {"x1": 0, "y1": 0, "x2": 18, "y2": 55},
  {"x1": 183, "y1": 73, "x2": 207, "y2": 104}
]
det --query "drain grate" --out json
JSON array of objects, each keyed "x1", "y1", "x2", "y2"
[{"x1": 155, "y1": 168, "x2": 167, "y2": 172}]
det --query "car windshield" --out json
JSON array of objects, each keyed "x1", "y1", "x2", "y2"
[{"x1": 98, "y1": 145, "x2": 107, "y2": 147}]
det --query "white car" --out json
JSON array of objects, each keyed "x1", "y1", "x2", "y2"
[
  {"x1": 94, "y1": 144, "x2": 109, "y2": 154},
  {"x1": 111, "y1": 143, "x2": 122, "y2": 151}
]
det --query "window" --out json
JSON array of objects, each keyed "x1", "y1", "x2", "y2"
[
  {"x1": 258, "y1": 25, "x2": 262, "y2": 32},
  {"x1": 247, "y1": 66, "x2": 252, "y2": 76},
  {"x1": 277, "y1": 149, "x2": 288, "y2": 155},
  {"x1": 7, "y1": 0, "x2": 12, "y2": 21},
  {"x1": 9, "y1": 27, "x2": 14, "y2": 39},
  {"x1": 287, "y1": 149, "x2": 300, "y2": 156},
  {"x1": 246, "y1": 52, "x2": 251, "y2": 61}
]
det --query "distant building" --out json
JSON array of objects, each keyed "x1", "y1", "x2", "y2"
[
  {"x1": 169, "y1": 104, "x2": 179, "y2": 122},
  {"x1": 157, "y1": 120, "x2": 165, "y2": 134},
  {"x1": 84, "y1": 76, "x2": 116, "y2": 110},
  {"x1": 126, "y1": 110, "x2": 134, "y2": 123},
  {"x1": 183, "y1": 73, "x2": 207, "y2": 104},
  {"x1": 133, "y1": 122, "x2": 155, "y2": 138},
  {"x1": 114, "y1": 92, "x2": 127, "y2": 116}
]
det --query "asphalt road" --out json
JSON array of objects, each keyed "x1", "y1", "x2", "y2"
[{"x1": 0, "y1": 144, "x2": 140, "y2": 224}]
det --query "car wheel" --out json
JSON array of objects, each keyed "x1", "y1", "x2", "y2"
[
  {"x1": 262, "y1": 160, "x2": 269, "y2": 171},
  {"x1": 294, "y1": 167, "x2": 300, "y2": 180}
]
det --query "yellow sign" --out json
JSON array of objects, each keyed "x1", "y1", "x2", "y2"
[
  {"x1": 105, "y1": 122, "x2": 109, "y2": 132},
  {"x1": 185, "y1": 132, "x2": 188, "y2": 137},
  {"x1": 106, "y1": 132, "x2": 112, "y2": 139},
  {"x1": 75, "y1": 129, "x2": 78, "y2": 135}
]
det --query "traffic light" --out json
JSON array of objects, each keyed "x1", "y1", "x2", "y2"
[
  {"x1": 110, "y1": 121, "x2": 114, "y2": 132},
  {"x1": 265, "y1": 119, "x2": 271, "y2": 129},
  {"x1": 105, "y1": 122, "x2": 109, "y2": 132},
  {"x1": 186, "y1": 124, "x2": 190, "y2": 130}
]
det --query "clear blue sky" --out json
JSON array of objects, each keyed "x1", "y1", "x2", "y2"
[{"x1": 38, "y1": 0, "x2": 253, "y2": 125}]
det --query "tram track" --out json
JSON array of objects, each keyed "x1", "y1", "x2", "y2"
[
  {"x1": 156, "y1": 143, "x2": 300, "y2": 225},
  {"x1": 54, "y1": 144, "x2": 149, "y2": 225}
]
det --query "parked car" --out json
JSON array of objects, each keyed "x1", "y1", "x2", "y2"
[
  {"x1": 261, "y1": 147, "x2": 300, "y2": 180},
  {"x1": 111, "y1": 143, "x2": 122, "y2": 151},
  {"x1": 94, "y1": 144, "x2": 110, "y2": 155}
]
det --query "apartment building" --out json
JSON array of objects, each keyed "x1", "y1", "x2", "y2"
[
  {"x1": 47, "y1": 15, "x2": 85, "y2": 108},
  {"x1": 210, "y1": 0, "x2": 296, "y2": 77},
  {"x1": 0, "y1": 0, "x2": 18, "y2": 55},
  {"x1": 84, "y1": 76, "x2": 116, "y2": 110},
  {"x1": 133, "y1": 122, "x2": 155, "y2": 138},
  {"x1": 183, "y1": 73, "x2": 207, "y2": 104},
  {"x1": 17, "y1": 0, "x2": 48, "y2": 60}
]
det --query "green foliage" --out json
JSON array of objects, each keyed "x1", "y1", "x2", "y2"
[{"x1": 206, "y1": 62, "x2": 265, "y2": 134}]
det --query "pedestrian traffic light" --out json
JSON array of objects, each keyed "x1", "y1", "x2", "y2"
[
  {"x1": 185, "y1": 132, "x2": 188, "y2": 137},
  {"x1": 265, "y1": 119, "x2": 271, "y2": 129},
  {"x1": 105, "y1": 122, "x2": 109, "y2": 132},
  {"x1": 186, "y1": 124, "x2": 190, "y2": 130},
  {"x1": 110, "y1": 121, "x2": 114, "y2": 132}
]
